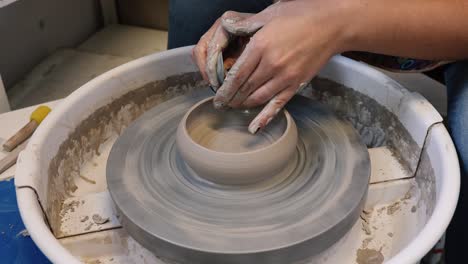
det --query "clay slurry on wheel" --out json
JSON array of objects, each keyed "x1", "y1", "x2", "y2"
[{"x1": 106, "y1": 89, "x2": 370, "y2": 264}]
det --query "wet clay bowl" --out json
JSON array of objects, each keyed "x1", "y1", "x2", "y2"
[{"x1": 176, "y1": 97, "x2": 298, "y2": 185}]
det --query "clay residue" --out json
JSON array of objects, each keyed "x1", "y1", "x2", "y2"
[
  {"x1": 386, "y1": 201, "x2": 401, "y2": 215},
  {"x1": 362, "y1": 221, "x2": 372, "y2": 236},
  {"x1": 85, "y1": 260, "x2": 102, "y2": 264},
  {"x1": 60, "y1": 200, "x2": 80, "y2": 217},
  {"x1": 303, "y1": 78, "x2": 420, "y2": 176},
  {"x1": 86, "y1": 235, "x2": 113, "y2": 245},
  {"x1": 16, "y1": 229, "x2": 30, "y2": 237},
  {"x1": 361, "y1": 209, "x2": 372, "y2": 222},
  {"x1": 356, "y1": 248, "x2": 384, "y2": 264},
  {"x1": 46, "y1": 72, "x2": 204, "y2": 236},
  {"x1": 414, "y1": 150, "x2": 436, "y2": 217},
  {"x1": 360, "y1": 209, "x2": 373, "y2": 235},
  {"x1": 92, "y1": 214, "x2": 110, "y2": 225},
  {"x1": 79, "y1": 175, "x2": 96, "y2": 184},
  {"x1": 401, "y1": 188, "x2": 413, "y2": 203},
  {"x1": 84, "y1": 223, "x2": 94, "y2": 231},
  {"x1": 362, "y1": 237, "x2": 373, "y2": 248}
]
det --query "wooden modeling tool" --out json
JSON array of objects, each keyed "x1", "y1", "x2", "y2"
[
  {"x1": 0, "y1": 105, "x2": 51, "y2": 174},
  {"x1": 0, "y1": 142, "x2": 27, "y2": 174},
  {"x1": 2, "y1": 105, "x2": 51, "y2": 152}
]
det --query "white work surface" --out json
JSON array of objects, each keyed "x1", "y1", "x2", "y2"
[{"x1": 0, "y1": 100, "x2": 61, "y2": 180}]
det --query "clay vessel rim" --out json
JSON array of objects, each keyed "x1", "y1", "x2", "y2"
[{"x1": 180, "y1": 96, "x2": 294, "y2": 156}]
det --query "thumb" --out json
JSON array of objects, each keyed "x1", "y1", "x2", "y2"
[
  {"x1": 221, "y1": 11, "x2": 265, "y2": 36},
  {"x1": 221, "y1": 2, "x2": 282, "y2": 36}
]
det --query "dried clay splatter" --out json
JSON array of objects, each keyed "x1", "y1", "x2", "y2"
[
  {"x1": 361, "y1": 210, "x2": 372, "y2": 223},
  {"x1": 362, "y1": 221, "x2": 372, "y2": 236},
  {"x1": 60, "y1": 200, "x2": 80, "y2": 217},
  {"x1": 360, "y1": 209, "x2": 373, "y2": 235},
  {"x1": 356, "y1": 248, "x2": 384, "y2": 264},
  {"x1": 79, "y1": 174, "x2": 96, "y2": 184},
  {"x1": 401, "y1": 189, "x2": 412, "y2": 202},
  {"x1": 84, "y1": 223, "x2": 94, "y2": 231},
  {"x1": 362, "y1": 237, "x2": 373, "y2": 248},
  {"x1": 16, "y1": 229, "x2": 29, "y2": 237},
  {"x1": 92, "y1": 214, "x2": 110, "y2": 225},
  {"x1": 85, "y1": 260, "x2": 102, "y2": 264},
  {"x1": 387, "y1": 201, "x2": 401, "y2": 215}
]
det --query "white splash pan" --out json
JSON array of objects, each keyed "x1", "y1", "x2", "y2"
[{"x1": 15, "y1": 47, "x2": 459, "y2": 264}]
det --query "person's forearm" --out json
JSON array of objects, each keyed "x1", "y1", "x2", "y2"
[{"x1": 340, "y1": 0, "x2": 468, "y2": 60}]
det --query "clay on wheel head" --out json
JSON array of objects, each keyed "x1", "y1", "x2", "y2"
[
  {"x1": 176, "y1": 97, "x2": 298, "y2": 185},
  {"x1": 107, "y1": 91, "x2": 370, "y2": 263}
]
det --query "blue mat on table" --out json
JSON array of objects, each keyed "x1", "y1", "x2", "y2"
[{"x1": 0, "y1": 179, "x2": 50, "y2": 263}]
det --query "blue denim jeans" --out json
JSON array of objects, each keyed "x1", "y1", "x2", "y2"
[
  {"x1": 168, "y1": 0, "x2": 272, "y2": 49},
  {"x1": 444, "y1": 61, "x2": 468, "y2": 263},
  {"x1": 168, "y1": 1, "x2": 467, "y2": 261}
]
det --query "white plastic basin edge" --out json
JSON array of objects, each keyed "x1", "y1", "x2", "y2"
[
  {"x1": 16, "y1": 187, "x2": 80, "y2": 264},
  {"x1": 14, "y1": 47, "x2": 459, "y2": 263},
  {"x1": 386, "y1": 124, "x2": 460, "y2": 264}
]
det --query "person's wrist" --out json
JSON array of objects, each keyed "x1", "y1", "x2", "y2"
[{"x1": 322, "y1": 0, "x2": 362, "y2": 54}]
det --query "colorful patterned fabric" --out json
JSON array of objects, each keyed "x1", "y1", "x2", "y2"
[{"x1": 344, "y1": 51, "x2": 449, "y2": 73}]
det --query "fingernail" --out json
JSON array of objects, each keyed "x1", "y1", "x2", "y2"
[
  {"x1": 248, "y1": 123, "x2": 260, "y2": 134},
  {"x1": 266, "y1": 117, "x2": 273, "y2": 126},
  {"x1": 275, "y1": 108, "x2": 281, "y2": 114},
  {"x1": 213, "y1": 100, "x2": 225, "y2": 109},
  {"x1": 224, "y1": 18, "x2": 237, "y2": 24}
]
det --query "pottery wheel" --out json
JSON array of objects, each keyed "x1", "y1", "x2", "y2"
[{"x1": 107, "y1": 89, "x2": 370, "y2": 264}]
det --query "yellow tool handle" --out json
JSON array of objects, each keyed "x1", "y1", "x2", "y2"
[
  {"x1": 2, "y1": 105, "x2": 51, "y2": 152},
  {"x1": 29, "y1": 105, "x2": 51, "y2": 124}
]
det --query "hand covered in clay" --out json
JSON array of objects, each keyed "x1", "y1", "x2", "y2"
[
  {"x1": 192, "y1": 11, "x2": 255, "y2": 88},
  {"x1": 193, "y1": 0, "x2": 350, "y2": 133}
]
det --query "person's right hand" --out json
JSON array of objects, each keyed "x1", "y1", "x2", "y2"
[
  {"x1": 193, "y1": 0, "x2": 351, "y2": 134},
  {"x1": 192, "y1": 12, "x2": 256, "y2": 89}
]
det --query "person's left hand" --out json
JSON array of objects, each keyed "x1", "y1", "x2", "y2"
[{"x1": 212, "y1": 0, "x2": 352, "y2": 133}]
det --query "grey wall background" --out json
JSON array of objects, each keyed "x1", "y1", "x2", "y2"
[
  {"x1": 0, "y1": 0, "x2": 101, "y2": 90},
  {"x1": 117, "y1": 0, "x2": 168, "y2": 31}
]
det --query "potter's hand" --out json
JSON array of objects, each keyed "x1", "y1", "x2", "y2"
[
  {"x1": 212, "y1": 0, "x2": 350, "y2": 133},
  {"x1": 192, "y1": 12, "x2": 255, "y2": 88}
]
